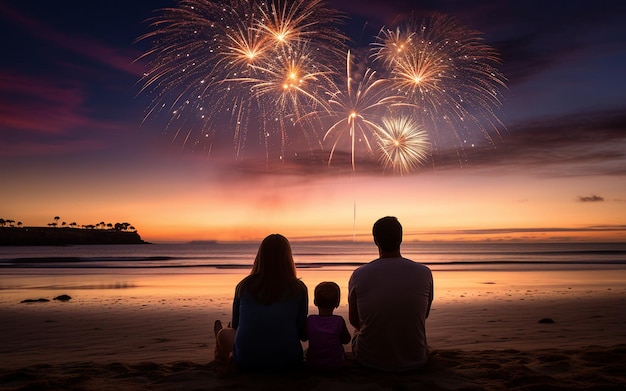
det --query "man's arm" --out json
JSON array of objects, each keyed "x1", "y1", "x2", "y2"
[
  {"x1": 348, "y1": 284, "x2": 360, "y2": 330},
  {"x1": 425, "y1": 278, "x2": 434, "y2": 319}
]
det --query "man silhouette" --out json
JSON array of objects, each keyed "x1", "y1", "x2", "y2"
[{"x1": 348, "y1": 216, "x2": 434, "y2": 370}]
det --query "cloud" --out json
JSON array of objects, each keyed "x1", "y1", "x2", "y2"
[
  {"x1": 0, "y1": 139, "x2": 107, "y2": 158},
  {"x1": 293, "y1": 224, "x2": 626, "y2": 242},
  {"x1": 0, "y1": 69, "x2": 142, "y2": 157},
  {"x1": 578, "y1": 195, "x2": 604, "y2": 203},
  {"x1": 413, "y1": 225, "x2": 626, "y2": 237},
  {"x1": 444, "y1": 107, "x2": 626, "y2": 177},
  {"x1": 0, "y1": 73, "x2": 89, "y2": 135},
  {"x1": 179, "y1": 105, "x2": 626, "y2": 180}
]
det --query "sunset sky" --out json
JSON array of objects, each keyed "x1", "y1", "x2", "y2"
[{"x1": 1, "y1": 0, "x2": 625, "y2": 243}]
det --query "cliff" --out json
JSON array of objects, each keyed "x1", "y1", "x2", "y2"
[{"x1": 0, "y1": 227, "x2": 146, "y2": 246}]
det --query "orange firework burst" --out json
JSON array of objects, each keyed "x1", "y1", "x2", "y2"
[
  {"x1": 371, "y1": 14, "x2": 506, "y2": 154},
  {"x1": 138, "y1": 0, "x2": 346, "y2": 157},
  {"x1": 227, "y1": 42, "x2": 336, "y2": 155},
  {"x1": 370, "y1": 27, "x2": 416, "y2": 68},
  {"x1": 257, "y1": 0, "x2": 347, "y2": 55}
]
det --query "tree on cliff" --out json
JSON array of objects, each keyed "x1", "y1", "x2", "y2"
[
  {"x1": 113, "y1": 222, "x2": 134, "y2": 231},
  {"x1": 54, "y1": 216, "x2": 60, "y2": 227}
]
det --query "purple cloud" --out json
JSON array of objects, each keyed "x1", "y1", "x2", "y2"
[{"x1": 578, "y1": 195, "x2": 605, "y2": 203}]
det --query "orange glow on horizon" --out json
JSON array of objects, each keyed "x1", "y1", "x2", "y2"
[{"x1": 3, "y1": 161, "x2": 624, "y2": 244}]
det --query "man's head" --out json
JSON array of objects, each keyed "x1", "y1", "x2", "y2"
[{"x1": 372, "y1": 216, "x2": 403, "y2": 252}]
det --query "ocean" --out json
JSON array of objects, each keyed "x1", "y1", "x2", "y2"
[
  {"x1": 1, "y1": 241, "x2": 625, "y2": 271},
  {"x1": 2, "y1": 241, "x2": 626, "y2": 314}
]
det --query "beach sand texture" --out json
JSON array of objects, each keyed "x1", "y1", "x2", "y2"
[{"x1": 1, "y1": 268, "x2": 625, "y2": 390}]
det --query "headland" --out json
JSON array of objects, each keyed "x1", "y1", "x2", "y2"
[{"x1": 0, "y1": 226, "x2": 146, "y2": 246}]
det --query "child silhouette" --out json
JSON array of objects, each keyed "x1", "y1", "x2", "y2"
[{"x1": 306, "y1": 281, "x2": 351, "y2": 370}]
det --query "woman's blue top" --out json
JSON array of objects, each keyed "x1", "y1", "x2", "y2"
[{"x1": 232, "y1": 280, "x2": 308, "y2": 370}]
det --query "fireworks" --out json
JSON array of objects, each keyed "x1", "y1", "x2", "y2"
[
  {"x1": 139, "y1": 1, "x2": 506, "y2": 173},
  {"x1": 371, "y1": 14, "x2": 507, "y2": 153},
  {"x1": 377, "y1": 116, "x2": 430, "y2": 174},
  {"x1": 322, "y1": 51, "x2": 412, "y2": 169},
  {"x1": 138, "y1": 0, "x2": 346, "y2": 157}
]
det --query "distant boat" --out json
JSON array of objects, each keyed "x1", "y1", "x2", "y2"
[{"x1": 187, "y1": 240, "x2": 218, "y2": 245}]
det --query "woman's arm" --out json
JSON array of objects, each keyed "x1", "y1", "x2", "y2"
[
  {"x1": 232, "y1": 282, "x2": 243, "y2": 329},
  {"x1": 297, "y1": 282, "x2": 309, "y2": 341}
]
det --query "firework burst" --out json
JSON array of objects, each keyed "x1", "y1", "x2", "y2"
[
  {"x1": 257, "y1": 0, "x2": 347, "y2": 53},
  {"x1": 377, "y1": 116, "x2": 430, "y2": 174},
  {"x1": 137, "y1": 0, "x2": 347, "y2": 157},
  {"x1": 321, "y1": 51, "x2": 413, "y2": 170},
  {"x1": 227, "y1": 42, "x2": 337, "y2": 155},
  {"x1": 371, "y1": 14, "x2": 506, "y2": 154},
  {"x1": 370, "y1": 26, "x2": 415, "y2": 68}
]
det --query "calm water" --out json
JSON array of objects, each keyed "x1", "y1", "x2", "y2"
[
  {"x1": 2, "y1": 242, "x2": 626, "y2": 306},
  {"x1": 1, "y1": 241, "x2": 625, "y2": 271}
]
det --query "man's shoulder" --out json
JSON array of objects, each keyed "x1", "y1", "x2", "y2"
[
  {"x1": 352, "y1": 257, "x2": 431, "y2": 278},
  {"x1": 358, "y1": 256, "x2": 429, "y2": 268},
  {"x1": 351, "y1": 257, "x2": 382, "y2": 274},
  {"x1": 402, "y1": 257, "x2": 432, "y2": 270},
  {"x1": 349, "y1": 260, "x2": 377, "y2": 286},
  {"x1": 350, "y1": 257, "x2": 431, "y2": 282}
]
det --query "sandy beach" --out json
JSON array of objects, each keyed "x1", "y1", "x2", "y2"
[{"x1": 1, "y1": 268, "x2": 626, "y2": 390}]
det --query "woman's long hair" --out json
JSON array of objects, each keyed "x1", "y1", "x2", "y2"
[{"x1": 238, "y1": 234, "x2": 302, "y2": 304}]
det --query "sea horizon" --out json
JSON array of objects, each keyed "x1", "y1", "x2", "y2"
[{"x1": 1, "y1": 241, "x2": 625, "y2": 272}]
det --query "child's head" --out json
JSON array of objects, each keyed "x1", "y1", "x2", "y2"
[{"x1": 314, "y1": 281, "x2": 341, "y2": 309}]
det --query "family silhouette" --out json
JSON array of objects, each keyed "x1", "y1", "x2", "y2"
[{"x1": 214, "y1": 216, "x2": 434, "y2": 372}]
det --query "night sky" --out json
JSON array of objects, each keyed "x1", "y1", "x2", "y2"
[{"x1": 1, "y1": 0, "x2": 625, "y2": 242}]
